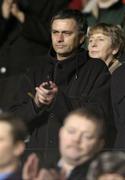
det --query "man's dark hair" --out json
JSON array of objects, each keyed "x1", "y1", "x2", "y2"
[
  {"x1": 64, "y1": 104, "x2": 106, "y2": 139},
  {"x1": 51, "y1": 9, "x2": 88, "y2": 35},
  {"x1": 0, "y1": 112, "x2": 28, "y2": 143}
]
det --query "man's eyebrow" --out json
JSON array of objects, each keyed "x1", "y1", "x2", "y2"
[{"x1": 51, "y1": 29, "x2": 73, "y2": 33}]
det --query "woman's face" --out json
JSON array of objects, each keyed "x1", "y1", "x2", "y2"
[{"x1": 88, "y1": 32, "x2": 117, "y2": 63}]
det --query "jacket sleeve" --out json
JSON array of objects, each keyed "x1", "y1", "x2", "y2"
[{"x1": 9, "y1": 73, "x2": 40, "y2": 123}]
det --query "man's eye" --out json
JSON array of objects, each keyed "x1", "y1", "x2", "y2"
[
  {"x1": 52, "y1": 31, "x2": 58, "y2": 34},
  {"x1": 67, "y1": 129, "x2": 76, "y2": 134},
  {"x1": 89, "y1": 39, "x2": 93, "y2": 43},
  {"x1": 99, "y1": 38, "x2": 104, "y2": 41},
  {"x1": 84, "y1": 136, "x2": 93, "y2": 140},
  {"x1": 82, "y1": 135, "x2": 96, "y2": 140},
  {"x1": 63, "y1": 32, "x2": 72, "y2": 36}
]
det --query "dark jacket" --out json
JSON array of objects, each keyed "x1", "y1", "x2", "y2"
[
  {"x1": 111, "y1": 63, "x2": 125, "y2": 148},
  {"x1": 5, "y1": 169, "x2": 22, "y2": 180},
  {"x1": 65, "y1": 159, "x2": 93, "y2": 180},
  {"x1": 48, "y1": 156, "x2": 95, "y2": 180},
  {"x1": 10, "y1": 49, "x2": 112, "y2": 161}
]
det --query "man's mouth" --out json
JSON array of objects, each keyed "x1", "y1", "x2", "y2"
[{"x1": 56, "y1": 45, "x2": 65, "y2": 48}]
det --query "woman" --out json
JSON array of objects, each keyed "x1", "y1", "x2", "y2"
[{"x1": 88, "y1": 23, "x2": 125, "y2": 73}]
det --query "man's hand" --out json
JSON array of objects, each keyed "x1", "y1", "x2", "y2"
[
  {"x1": 1, "y1": 0, "x2": 25, "y2": 22},
  {"x1": 11, "y1": 3, "x2": 25, "y2": 23},
  {"x1": 22, "y1": 153, "x2": 39, "y2": 180},
  {"x1": 22, "y1": 153, "x2": 66, "y2": 180},
  {"x1": 1, "y1": 0, "x2": 13, "y2": 19},
  {"x1": 34, "y1": 81, "x2": 58, "y2": 108}
]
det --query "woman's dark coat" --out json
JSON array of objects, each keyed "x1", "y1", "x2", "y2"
[{"x1": 111, "y1": 64, "x2": 125, "y2": 148}]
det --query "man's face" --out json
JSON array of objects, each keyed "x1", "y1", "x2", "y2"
[
  {"x1": 0, "y1": 122, "x2": 23, "y2": 167},
  {"x1": 51, "y1": 18, "x2": 84, "y2": 60},
  {"x1": 59, "y1": 114, "x2": 103, "y2": 166}
]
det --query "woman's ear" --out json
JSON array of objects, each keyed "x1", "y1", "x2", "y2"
[{"x1": 112, "y1": 48, "x2": 119, "y2": 55}]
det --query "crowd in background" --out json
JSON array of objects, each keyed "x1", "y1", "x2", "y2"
[{"x1": 0, "y1": 0, "x2": 125, "y2": 179}]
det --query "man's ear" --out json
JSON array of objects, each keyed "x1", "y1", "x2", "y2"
[
  {"x1": 79, "y1": 33, "x2": 85, "y2": 44},
  {"x1": 14, "y1": 141, "x2": 25, "y2": 157}
]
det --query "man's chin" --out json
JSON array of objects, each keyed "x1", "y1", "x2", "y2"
[{"x1": 66, "y1": 152, "x2": 82, "y2": 161}]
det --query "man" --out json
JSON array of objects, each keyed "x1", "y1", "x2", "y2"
[
  {"x1": 23, "y1": 106, "x2": 105, "y2": 180},
  {"x1": 10, "y1": 9, "x2": 111, "y2": 163},
  {"x1": 0, "y1": 112, "x2": 27, "y2": 180}
]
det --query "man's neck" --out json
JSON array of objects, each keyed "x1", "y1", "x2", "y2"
[
  {"x1": 58, "y1": 158, "x2": 75, "y2": 177},
  {"x1": 98, "y1": 0, "x2": 119, "y2": 9},
  {"x1": 56, "y1": 50, "x2": 78, "y2": 61},
  {"x1": 0, "y1": 160, "x2": 19, "y2": 174}
]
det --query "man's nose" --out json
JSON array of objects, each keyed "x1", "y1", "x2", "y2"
[
  {"x1": 73, "y1": 133, "x2": 82, "y2": 143},
  {"x1": 57, "y1": 33, "x2": 64, "y2": 42}
]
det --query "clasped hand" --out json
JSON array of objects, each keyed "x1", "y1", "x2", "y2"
[{"x1": 34, "y1": 81, "x2": 58, "y2": 108}]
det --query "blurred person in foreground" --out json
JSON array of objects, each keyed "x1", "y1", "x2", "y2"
[
  {"x1": 88, "y1": 23, "x2": 125, "y2": 73},
  {"x1": 23, "y1": 106, "x2": 106, "y2": 180},
  {"x1": 87, "y1": 151, "x2": 125, "y2": 180},
  {"x1": 0, "y1": 112, "x2": 27, "y2": 180}
]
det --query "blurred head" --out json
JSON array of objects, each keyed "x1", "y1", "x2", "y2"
[
  {"x1": 97, "y1": 0, "x2": 119, "y2": 8},
  {"x1": 0, "y1": 113, "x2": 27, "y2": 169},
  {"x1": 51, "y1": 9, "x2": 87, "y2": 60},
  {"x1": 88, "y1": 23, "x2": 125, "y2": 64},
  {"x1": 87, "y1": 151, "x2": 125, "y2": 180},
  {"x1": 59, "y1": 105, "x2": 105, "y2": 166}
]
